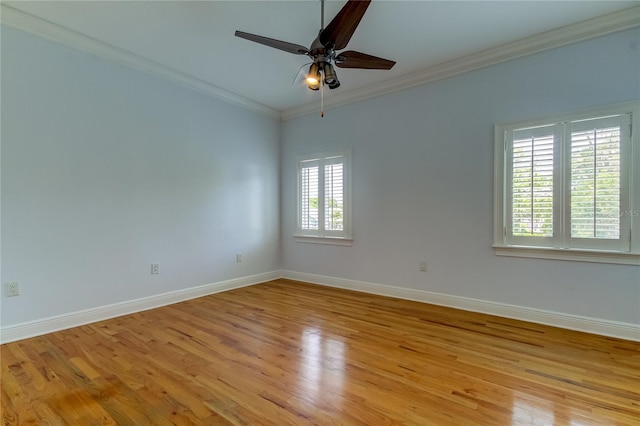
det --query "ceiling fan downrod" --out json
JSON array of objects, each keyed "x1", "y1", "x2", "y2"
[{"x1": 305, "y1": 0, "x2": 339, "y2": 97}]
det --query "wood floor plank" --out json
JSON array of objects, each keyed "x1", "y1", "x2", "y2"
[{"x1": 2, "y1": 279, "x2": 639, "y2": 425}]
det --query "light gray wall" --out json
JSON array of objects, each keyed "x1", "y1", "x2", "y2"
[
  {"x1": 2, "y1": 24, "x2": 639, "y2": 330},
  {"x1": 1, "y1": 26, "x2": 281, "y2": 326},
  {"x1": 281, "y1": 28, "x2": 640, "y2": 324}
]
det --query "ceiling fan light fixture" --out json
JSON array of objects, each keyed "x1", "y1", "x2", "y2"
[
  {"x1": 306, "y1": 63, "x2": 321, "y2": 89},
  {"x1": 323, "y1": 63, "x2": 337, "y2": 85},
  {"x1": 323, "y1": 62, "x2": 340, "y2": 89}
]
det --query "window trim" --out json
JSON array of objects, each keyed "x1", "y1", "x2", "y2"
[
  {"x1": 494, "y1": 102, "x2": 640, "y2": 265},
  {"x1": 295, "y1": 151, "x2": 352, "y2": 242}
]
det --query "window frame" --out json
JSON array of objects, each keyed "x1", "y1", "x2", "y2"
[
  {"x1": 295, "y1": 151, "x2": 352, "y2": 245},
  {"x1": 494, "y1": 102, "x2": 640, "y2": 265}
]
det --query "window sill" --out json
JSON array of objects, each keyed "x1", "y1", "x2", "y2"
[
  {"x1": 493, "y1": 245, "x2": 640, "y2": 265},
  {"x1": 294, "y1": 235, "x2": 353, "y2": 246}
]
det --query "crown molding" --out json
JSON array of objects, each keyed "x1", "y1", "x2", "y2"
[
  {"x1": 0, "y1": 4, "x2": 281, "y2": 120},
  {"x1": 281, "y1": 5, "x2": 640, "y2": 121},
  {"x1": 2, "y1": 4, "x2": 638, "y2": 122}
]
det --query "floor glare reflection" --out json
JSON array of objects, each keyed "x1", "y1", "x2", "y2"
[
  {"x1": 299, "y1": 327, "x2": 346, "y2": 405},
  {"x1": 511, "y1": 396, "x2": 598, "y2": 426},
  {"x1": 511, "y1": 399, "x2": 555, "y2": 426}
]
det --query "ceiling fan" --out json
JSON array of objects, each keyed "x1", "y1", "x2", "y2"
[{"x1": 234, "y1": 0, "x2": 395, "y2": 95}]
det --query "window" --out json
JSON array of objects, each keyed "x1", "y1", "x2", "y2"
[
  {"x1": 494, "y1": 103, "x2": 640, "y2": 264},
  {"x1": 296, "y1": 152, "x2": 351, "y2": 242}
]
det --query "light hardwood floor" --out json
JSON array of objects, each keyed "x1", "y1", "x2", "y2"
[{"x1": 2, "y1": 279, "x2": 639, "y2": 425}]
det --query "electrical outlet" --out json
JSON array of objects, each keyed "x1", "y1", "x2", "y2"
[
  {"x1": 236, "y1": 253, "x2": 242, "y2": 263},
  {"x1": 7, "y1": 282, "x2": 20, "y2": 297},
  {"x1": 419, "y1": 261, "x2": 427, "y2": 272},
  {"x1": 151, "y1": 264, "x2": 159, "y2": 275}
]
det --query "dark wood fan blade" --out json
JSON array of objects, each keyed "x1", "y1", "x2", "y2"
[
  {"x1": 235, "y1": 31, "x2": 310, "y2": 55},
  {"x1": 319, "y1": 0, "x2": 371, "y2": 51},
  {"x1": 335, "y1": 51, "x2": 395, "y2": 70}
]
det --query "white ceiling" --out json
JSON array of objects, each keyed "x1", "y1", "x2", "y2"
[{"x1": 4, "y1": 1, "x2": 639, "y2": 116}]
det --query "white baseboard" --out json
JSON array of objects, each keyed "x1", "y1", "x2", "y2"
[
  {"x1": 281, "y1": 270, "x2": 640, "y2": 342},
  {"x1": 3, "y1": 270, "x2": 638, "y2": 344},
  {"x1": 0, "y1": 271, "x2": 280, "y2": 344}
]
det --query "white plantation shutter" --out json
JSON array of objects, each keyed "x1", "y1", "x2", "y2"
[
  {"x1": 498, "y1": 107, "x2": 634, "y2": 255},
  {"x1": 324, "y1": 160, "x2": 344, "y2": 231},
  {"x1": 300, "y1": 162, "x2": 319, "y2": 231},
  {"x1": 510, "y1": 126, "x2": 557, "y2": 239},
  {"x1": 297, "y1": 153, "x2": 351, "y2": 239},
  {"x1": 568, "y1": 114, "x2": 630, "y2": 251}
]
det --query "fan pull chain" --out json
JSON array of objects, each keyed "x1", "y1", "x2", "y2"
[{"x1": 320, "y1": 76, "x2": 324, "y2": 117}]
